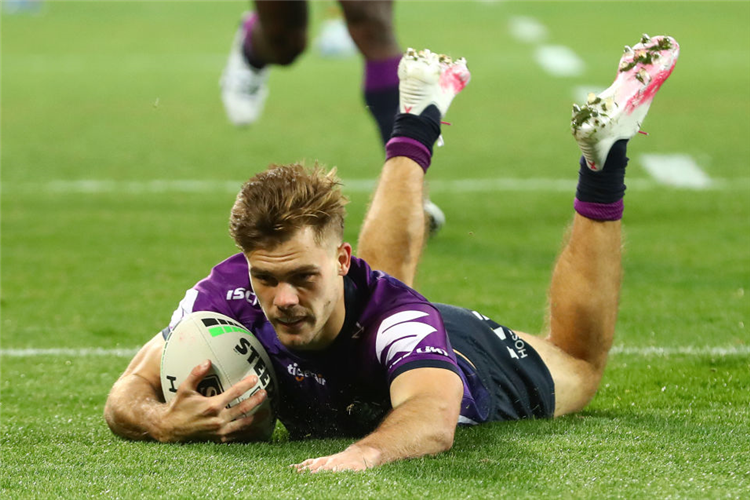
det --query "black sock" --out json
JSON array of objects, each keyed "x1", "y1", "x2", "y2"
[
  {"x1": 576, "y1": 139, "x2": 629, "y2": 204},
  {"x1": 390, "y1": 105, "x2": 442, "y2": 154}
]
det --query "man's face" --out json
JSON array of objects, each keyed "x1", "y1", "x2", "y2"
[{"x1": 247, "y1": 226, "x2": 352, "y2": 351}]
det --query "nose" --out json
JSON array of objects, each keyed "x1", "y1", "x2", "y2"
[{"x1": 273, "y1": 282, "x2": 299, "y2": 309}]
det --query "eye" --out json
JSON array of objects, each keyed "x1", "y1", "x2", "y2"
[
  {"x1": 294, "y1": 273, "x2": 317, "y2": 285},
  {"x1": 253, "y1": 274, "x2": 277, "y2": 287}
]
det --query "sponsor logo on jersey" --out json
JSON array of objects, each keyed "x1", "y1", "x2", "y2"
[
  {"x1": 415, "y1": 346, "x2": 450, "y2": 357},
  {"x1": 375, "y1": 310, "x2": 439, "y2": 367},
  {"x1": 225, "y1": 287, "x2": 259, "y2": 305},
  {"x1": 287, "y1": 363, "x2": 326, "y2": 385}
]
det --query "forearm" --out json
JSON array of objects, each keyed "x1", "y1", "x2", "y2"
[
  {"x1": 350, "y1": 394, "x2": 457, "y2": 467},
  {"x1": 104, "y1": 373, "x2": 167, "y2": 442},
  {"x1": 293, "y1": 368, "x2": 463, "y2": 472}
]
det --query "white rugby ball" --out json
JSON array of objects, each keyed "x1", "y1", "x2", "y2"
[{"x1": 160, "y1": 311, "x2": 277, "y2": 415}]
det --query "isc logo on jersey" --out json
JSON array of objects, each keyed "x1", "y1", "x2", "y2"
[
  {"x1": 375, "y1": 310, "x2": 448, "y2": 368},
  {"x1": 160, "y1": 311, "x2": 277, "y2": 415},
  {"x1": 226, "y1": 287, "x2": 259, "y2": 305}
]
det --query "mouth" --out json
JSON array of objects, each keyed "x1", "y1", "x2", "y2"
[{"x1": 275, "y1": 316, "x2": 308, "y2": 329}]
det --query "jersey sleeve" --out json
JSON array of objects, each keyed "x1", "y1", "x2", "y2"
[{"x1": 371, "y1": 302, "x2": 460, "y2": 383}]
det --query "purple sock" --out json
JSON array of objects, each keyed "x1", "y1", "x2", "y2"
[
  {"x1": 385, "y1": 105, "x2": 442, "y2": 172},
  {"x1": 364, "y1": 56, "x2": 401, "y2": 145},
  {"x1": 574, "y1": 198, "x2": 624, "y2": 221},
  {"x1": 241, "y1": 13, "x2": 266, "y2": 70},
  {"x1": 385, "y1": 137, "x2": 432, "y2": 172}
]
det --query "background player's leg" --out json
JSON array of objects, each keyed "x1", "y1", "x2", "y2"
[
  {"x1": 249, "y1": 0, "x2": 308, "y2": 66},
  {"x1": 357, "y1": 157, "x2": 426, "y2": 287},
  {"x1": 220, "y1": 2, "x2": 308, "y2": 126},
  {"x1": 339, "y1": 0, "x2": 399, "y2": 61},
  {"x1": 339, "y1": 1, "x2": 401, "y2": 145}
]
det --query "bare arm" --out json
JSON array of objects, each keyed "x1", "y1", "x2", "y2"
[
  {"x1": 293, "y1": 367, "x2": 464, "y2": 472},
  {"x1": 104, "y1": 333, "x2": 273, "y2": 443}
]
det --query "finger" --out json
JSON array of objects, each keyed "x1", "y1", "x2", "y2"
[
  {"x1": 304, "y1": 457, "x2": 330, "y2": 474},
  {"x1": 292, "y1": 458, "x2": 316, "y2": 472},
  {"x1": 227, "y1": 389, "x2": 267, "y2": 421},
  {"x1": 217, "y1": 414, "x2": 255, "y2": 441},
  {"x1": 180, "y1": 359, "x2": 212, "y2": 392},
  {"x1": 309, "y1": 458, "x2": 330, "y2": 473},
  {"x1": 217, "y1": 374, "x2": 259, "y2": 407}
]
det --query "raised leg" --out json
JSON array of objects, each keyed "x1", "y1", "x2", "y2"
[
  {"x1": 520, "y1": 216, "x2": 621, "y2": 416},
  {"x1": 357, "y1": 158, "x2": 426, "y2": 286},
  {"x1": 520, "y1": 34, "x2": 680, "y2": 416},
  {"x1": 357, "y1": 49, "x2": 470, "y2": 285}
]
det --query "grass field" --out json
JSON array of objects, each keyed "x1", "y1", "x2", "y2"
[{"x1": 1, "y1": 1, "x2": 749, "y2": 498}]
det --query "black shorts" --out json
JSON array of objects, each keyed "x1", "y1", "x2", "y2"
[{"x1": 436, "y1": 304, "x2": 555, "y2": 421}]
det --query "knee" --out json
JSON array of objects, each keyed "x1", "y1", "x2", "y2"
[{"x1": 265, "y1": 29, "x2": 307, "y2": 65}]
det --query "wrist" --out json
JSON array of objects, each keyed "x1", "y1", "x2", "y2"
[
  {"x1": 346, "y1": 443, "x2": 383, "y2": 469},
  {"x1": 148, "y1": 401, "x2": 176, "y2": 443}
]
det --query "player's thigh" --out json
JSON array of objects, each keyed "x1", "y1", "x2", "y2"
[
  {"x1": 339, "y1": 0, "x2": 393, "y2": 24},
  {"x1": 516, "y1": 331, "x2": 601, "y2": 417},
  {"x1": 255, "y1": 0, "x2": 308, "y2": 38}
]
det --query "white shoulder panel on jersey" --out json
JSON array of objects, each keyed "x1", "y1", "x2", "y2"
[
  {"x1": 376, "y1": 310, "x2": 437, "y2": 365},
  {"x1": 168, "y1": 288, "x2": 199, "y2": 330}
]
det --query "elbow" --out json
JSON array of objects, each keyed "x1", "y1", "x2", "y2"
[
  {"x1": 103, "y1": 392, "x2": 119, "y2": 434},
  {"x1": 426, "y1": 413, "x2": 457, "y2": 455},
  {"x1": 102, "y1": 393, "x2": 131, "y2": 440},
  {"x1": 435, "y1": 425, "x2": 456, "y2": 453}
]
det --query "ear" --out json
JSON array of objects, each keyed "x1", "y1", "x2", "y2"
[{"x1": 337, "y1": 242, "x2": 352, "y2": 276}]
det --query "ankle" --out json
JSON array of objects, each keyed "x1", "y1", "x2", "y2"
[
  {"x1": 386, "y1": 106, "x2": 442, "y2": 172},
  {"x1": 574, "y1": 139, "x2": 629, "y2": 221},
  {"x1": 241, "y1": 13, "x2": 266, "y2": 70},
  {"x1": 390, "y1": 106, "x2": 441, "y2": 152}
]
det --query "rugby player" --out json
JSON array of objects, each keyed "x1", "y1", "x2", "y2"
[
  {"x1": 220, "y1": 1, "x2": 446, "y2": 234},
  {"x1": 105, "y1": 36, "x2": 680, "y2": 472},
  {"x1": 220, "y1": 0, "x2": 400, "y2": 144}
]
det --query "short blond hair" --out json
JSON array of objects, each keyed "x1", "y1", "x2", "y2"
[{"x1": 229, "y1": 163, "x2": 349, "y2": 253}]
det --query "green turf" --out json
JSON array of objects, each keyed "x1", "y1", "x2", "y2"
[{"x1": 2, "y1": 1, "x2": 749, "y2": 498}]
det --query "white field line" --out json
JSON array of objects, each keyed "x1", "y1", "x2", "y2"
[
  {"x1": 509, "y1": 16, "x2": 548, "y2": 44},
  {"x1": 609, "y1": 345, "x2": 750, "y2": 357},
  {"x1": 640, "y1": 154, "x2": 713, "y2": 189},
  {"x1": 534, "y1": 45, "x2": 585, "y2": 77},
  {"x1": 0, "y1": 348, "x2": 140, "y2": 357},
  {"x1": 3, "y1": 177, "x2": 750, "y2": 195},
  {"x1": 1, "y1": 345, "x2": 748, "y2": 358}
]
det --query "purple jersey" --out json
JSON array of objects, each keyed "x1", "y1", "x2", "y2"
[{"x1": 163, "y1": 254, "x2": 491, "y2": 438}]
